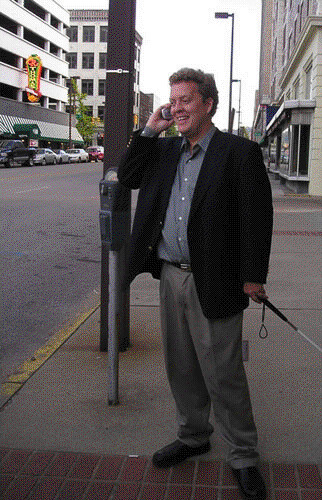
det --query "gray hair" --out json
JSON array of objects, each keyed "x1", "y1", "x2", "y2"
[{"x1": 169, "y1": 68, "x2": 219, "y2": 116}]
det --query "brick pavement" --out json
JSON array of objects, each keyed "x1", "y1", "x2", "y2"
[{"x1": 1, "y1": 448, "x2": 321, "y2": 499}]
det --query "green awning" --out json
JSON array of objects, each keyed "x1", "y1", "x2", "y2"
[
  {"x1": 13, "y1": 123, "x2": 41, "y2": 139},
  {"x1": 0, "y1": 115, "x2": 83, "y2": 144}
]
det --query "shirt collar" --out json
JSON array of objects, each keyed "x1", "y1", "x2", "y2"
[{"x1": 181, "y1": 124, "x2": 216, "y2": 153}]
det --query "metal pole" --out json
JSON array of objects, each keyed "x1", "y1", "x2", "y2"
[
  {"x1": 100, "y1": 0, "x2": 136, "y2": 405},
  {"x1": 108, "y1": 251, "x2": 120, "y2": 405},
  {"x1": 228, "y1": 13, "x2": 234, "y2": 133},
  {"x1": 232, "y1": 79, "x2": 241, "y2": 135},
  {"x1": 238, "y1": 80, "x2": 241, "y2": 135},
  {"x1": 68, "y1": 81, "x2": 72, "y2": 149}
]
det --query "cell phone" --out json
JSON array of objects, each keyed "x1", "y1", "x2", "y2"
[{"x1": 161, "y1": 107, "x2": 173, "y2": 120}]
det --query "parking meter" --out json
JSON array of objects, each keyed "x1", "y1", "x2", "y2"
[
  {"x1": 99, "y1": 168, "x2": 131, "y2": 369},
  {"x1": 99, "y1": 169, "x2": 131, "y2": 250}
]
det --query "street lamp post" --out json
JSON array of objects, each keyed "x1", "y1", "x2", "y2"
[
  {"x1": 68, "y1": 76, "x2": 80, "y2": 149},
  {"x1": 232, "y1": 79, "x2": 241, "y2": 135},
  {"x1": 215, "y1": 12, "x2": 234, "y2": 133}
]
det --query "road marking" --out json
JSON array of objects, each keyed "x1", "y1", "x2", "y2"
[
  {"x1": 15, "y1": 185, "x2": 50, "y2": 194},
  {"x1": 0, "y1": 165, "x2": 101, "y2": 184},
  {"x1": 273, "y1": 230, "x2": 322, "y2": 236},
  {"x1": 274, "y1": 208, "x2": 322, "y2": 212},
  {"x1": 1, "y1": 303, "x2": 100, "y2": 407}
]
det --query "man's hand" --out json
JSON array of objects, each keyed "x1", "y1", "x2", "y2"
[
  {"x1": 146, "y1": 105, "x2": 174, "y2": 135},
  {"x1": 243, "y1": 282, "x2": 268, "y2": 304}
]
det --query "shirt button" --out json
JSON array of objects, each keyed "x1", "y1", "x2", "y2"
[
  {"x1": 178, "y1": 216, "x2": 182, "y2": 221},
  {"x1": 184, "y1": 178, "x2": 188, "y2": 182},
  {"x1": 181, "y1": 197, "x2": 185, "y2": 201},
  {"x1": 178, "y1": 237, "x2": 182, "y2": 241}
]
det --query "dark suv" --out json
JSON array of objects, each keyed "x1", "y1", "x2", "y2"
[{"x1": 0, "y1": 140, "x2": 35, "y2": 168}]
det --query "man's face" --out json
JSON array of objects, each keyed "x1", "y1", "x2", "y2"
[{"x1": 169, "y1": 81, "x2": 214, "y2": 143}]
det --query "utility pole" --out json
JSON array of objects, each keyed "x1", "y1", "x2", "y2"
[
  {"x1": 214, "y1": 12, "x2": 235, "y2": 133},
  {"x1": 99, "y1": 0, "x2": 136, "y2": 405}
]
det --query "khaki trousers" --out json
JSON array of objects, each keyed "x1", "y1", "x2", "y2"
[{"x1": 160, "y1": 262, "x2": 259, "y2": 469}]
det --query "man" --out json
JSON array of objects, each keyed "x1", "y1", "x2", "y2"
[{"x1": 118, "y1": 68, "x2": 273, "y2": 500}]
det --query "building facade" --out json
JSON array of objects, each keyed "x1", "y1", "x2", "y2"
[
  {"x1": 0, "y1": 0, "x2": 83, "y2": 148},
  {"x1": 67, "y1": 9, "x2": 143, "y2": 143},
  {"x1": 253, "y1": 0, "x2": 322, "y2": 195}
]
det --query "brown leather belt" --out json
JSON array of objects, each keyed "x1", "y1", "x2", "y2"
[{"x1": 165, "y1": 261, "x2": 192, "y2": 272}]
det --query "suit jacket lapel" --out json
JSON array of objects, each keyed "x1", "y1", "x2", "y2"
[
  {"x1": 188, "y1": 130, "x2": 230, "y2": 223},
  {"x1": 159, "y1": 137, "x2": 183, "y2": 207}
]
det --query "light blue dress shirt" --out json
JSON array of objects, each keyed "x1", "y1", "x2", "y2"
[{"x1": 157, "y1": 125, "x2": 216, "y2": 263}]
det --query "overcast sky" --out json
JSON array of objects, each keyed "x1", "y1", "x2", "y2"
[{"x1": 62, "y1": 0, "x2": 262, "y2": 130}]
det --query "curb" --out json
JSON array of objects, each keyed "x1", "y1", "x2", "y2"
[{"x1": 0, "y1": 303, "x2": 100, "y2": 409}]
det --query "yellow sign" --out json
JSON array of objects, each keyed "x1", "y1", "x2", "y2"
[{"x1": 26, "y1": 54, "x2": 42, "y2": 103}]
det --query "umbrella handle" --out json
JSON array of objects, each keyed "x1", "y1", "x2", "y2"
[{"x1": 261, "y1": 298, "x2": 289, "y2": 323}]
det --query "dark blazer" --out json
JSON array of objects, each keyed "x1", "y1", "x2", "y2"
[{"x1": 118, "y1": 128, "x2": 273, "y2": 320}]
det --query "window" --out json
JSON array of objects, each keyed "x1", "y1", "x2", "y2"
[
  {"x1": 300, "y1": 3, "x2": 304, "y2": 31},
  {"x1": 293, "y1": 78, "x2": 300, "y2": 99},
  {"x1": 83, "y1": 26, "x2": 95, "y2": 42},
  {"x1": 299, "y1": 125, "x2": 310, "y2": 175},
  {"x1": 50, "y1": 42, "x2": 59, "y2": 56},
  {"x1": 82, "y1": 79, "x2": 93, "y2": 95},
  {"x1": 98, "y1": 106, "x2": 105, "y2": 121},
  {"x1": 48, "y1": 98, "x2": 58, "y2": 110},
  {"x1": 66, "y1": 52, "x2": 77, "y2": 69},
  {"x1": 288, "y1": 33, "x2": 292, "y2": 59},
  {"x1": 49, "y1": 70, "x2": 58, "y2": 83},
  {"x1": 290, "y1": 126, "x2": 299, "y2": 174},
  {"x1": 82, "y1": 53, "x2": 94, "y2": 69},
  {"x1": 99, "y1": 52, "x2": 107, "y2": 69},
  {"x1": 98, "y1": 80, "x2": 105, "y2": 96},
  {"x1": 280, "y1": 126, "x2": 290, "y2": 175},
  {"x1": 305, "y1": 64, "x2": 312, "y2": 99},
  {"x1": 66, "y1": 26, "x2": 78, "y2": 42},
  {"x1": 100, "y1": 26, "x2": 108, "y2": 42},
  {"x1": 290, "y1": 124, "x2": 310, "y2": 176},
  {"x1": 269, "y1": 137, "x2": 277, "y2": 168}
]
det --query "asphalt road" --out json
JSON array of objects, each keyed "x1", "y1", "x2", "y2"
[{"x1": 0, "y1": 161, "x2": 105, "y2": 382}]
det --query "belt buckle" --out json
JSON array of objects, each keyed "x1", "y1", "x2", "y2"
[{"x1": 180, "y1": 263, "x2": 190, "y2": 271}]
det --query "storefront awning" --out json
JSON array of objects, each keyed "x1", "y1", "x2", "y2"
[
  {"x1": 266, "y1": 100, "x2": 316, "y2": 134},
  {"x1": 0, "y1": 114, "x2": 84, "y2": 144},
  {"x1": 13, "y1": 123, "x2": 41, "y2": 139}
]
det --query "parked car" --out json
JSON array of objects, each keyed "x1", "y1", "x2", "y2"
[
  {"x1": 0, "y1": 140, "x2": 35, "y2": 168},
  {"x1": 33, "y1": 148, "x2": 57, "y2": 165},
  {"x1": 86, "y1": 146, "x2": 104, "y2": 162},
  {"x1": 53, "y1": 149, "x2": 70, "y2": 164},
  {"x1": 66, "y1": 148, "x2": 89, "y2": 163}
]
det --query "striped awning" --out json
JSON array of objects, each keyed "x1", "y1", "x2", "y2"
[{"x1": 0, "y1": 114, "x2": 84, "y2": 144}]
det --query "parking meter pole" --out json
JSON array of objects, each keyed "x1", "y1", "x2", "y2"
[
  {"x1": 99, "y1": 0, "x2": 136, "y2": 405},
  {"x1": 107, "y1": 250, "x2": 119, "y2": 405}
]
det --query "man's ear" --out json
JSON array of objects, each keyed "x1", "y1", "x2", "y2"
[{"x1": 205, "y1": 98, "x2": 214, "y2": 115}]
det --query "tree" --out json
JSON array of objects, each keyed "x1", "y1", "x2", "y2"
[{"x1": 71, "y1": 78, "x2": 94, "y2": 146}]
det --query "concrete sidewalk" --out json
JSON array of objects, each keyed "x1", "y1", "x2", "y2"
[{"x1": 1, "y1": 175, "x2": 322, "y2": 499}]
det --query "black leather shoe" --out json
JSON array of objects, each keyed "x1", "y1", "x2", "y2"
[
  {"x1": 231, "y1": 467, "x2": 266, "y2": 499},
  {"x1": 152, "y1": 440, "x2": 211, "y2": 468}
]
